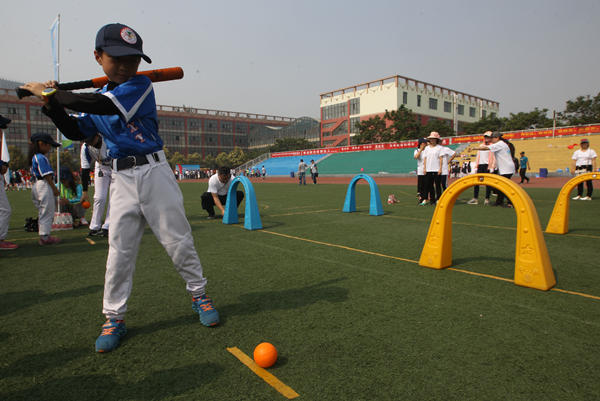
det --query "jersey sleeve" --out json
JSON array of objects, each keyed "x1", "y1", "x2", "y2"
[
  {"x1": 102, "y1": 75, "x2": 153, "y2": 123},
  {"x1": 572, "y1": 151, "x2": 578, "y2": 160},
  {"x1": 74, "y1": 112, "x2": 102, "y2": 139},
  {"x1": 488, "y1": 142, "x2": 502, "y2": 153},
  {"x1": 34, "y1": 155, "x2": 54, "y2": 177},
  {"x1": 591, "y1": 150, "x2": 598, "y2": 159}
]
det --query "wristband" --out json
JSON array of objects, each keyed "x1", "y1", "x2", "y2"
[{"x1": 41, "y1": 87, "x2": 57, "y2": 97}]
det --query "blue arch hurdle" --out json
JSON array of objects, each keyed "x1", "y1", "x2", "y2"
[
  {"x1": 342, "y1": 174, "x2": 384, "y2": 216},
  {"x1": 223, "y1": 176, "x2": 263, "y2": 230}
]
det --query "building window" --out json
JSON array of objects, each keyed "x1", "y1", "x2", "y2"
[
  {"x1": 482, "y1": 110, "x2": 487, "y2": 118},
  {"x1": 403, "y1": 91, "x2": 407, "y2": 105},
  {"x1": 469, "y1": 107, "x2": 476, "y2": 117},
  {"x1": 349, "y1": 98, "x2": 360, "y2": 115},
  {"x1": 444, "y1": 101, "x2": 451, "y2": 113},
  {"x1": 429, "y1": 98, "x2": 438, "y2": 110},
  {"x1": 350, "y1": 117, "x2": 360, "y2": 133},
  {"x1": 457, "y1": 104, "x2": 464, "y2": 115},
  {"x1": 417, "y1": 95, "x2": 421, "y2": 107}
]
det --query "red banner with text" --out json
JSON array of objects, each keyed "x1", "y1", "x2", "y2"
[{"x1": 270, "y1": 124, "x2": 600, "y2": 158}]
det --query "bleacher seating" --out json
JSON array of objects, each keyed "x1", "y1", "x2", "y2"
[
  {"x1": 252, "y1": 154, "x2": 329, "y2": 176},
  {"x1": 512, "y1": 134, "x2": 600, "y2": 173}
]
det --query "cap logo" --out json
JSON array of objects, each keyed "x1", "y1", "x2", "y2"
[{"x1": 120, "y1": 27, "x2": 137, "y2": 44}]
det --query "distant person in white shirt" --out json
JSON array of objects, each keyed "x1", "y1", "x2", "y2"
[
  {"x1": 413, "y1": 138, "x2": 428, "y2": 204},
  {"x1": 201, "y1": 167, "x2": 244, "y2": 219},
  {"x1": 571, "y1": 138, "x2": 597, "y2": 200},
  {"x1": 474, "y1": 132, "x2": 516, "y2": 207},
  {"x1": 439, "y1": 145, "x2": 457, "y2": 192},
  {"x1": 261, "y1": 166, "x2": 266, "y2": 180},
  {"x1": 309, "y1": 160, "x2": 318, "y2": 184},
  {"x1": 298, "y1": 159, "x2": 308, "y2": 186},
  {"x1": 421, "y1": 132, "x2": 444, "y2": 206},
  {"x1": 468, "y1": 131, "x2": 495, "y2": 205}
]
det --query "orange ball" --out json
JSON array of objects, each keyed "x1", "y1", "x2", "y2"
[
  {"x1": 82, "y1": 201, "x2": 91, "y2": 209},
  {"x1": 253, "y1": 342, "x2": 278, "y2": 368}
]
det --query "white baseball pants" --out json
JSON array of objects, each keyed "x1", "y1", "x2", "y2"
[
  {"x1": 90, "y1": 162, "x2": 111, "y2": 231},
  {"x1": 32, "y1": 179, "x2": 55, "y2": 236},
  {"x1": 103, "y1": 152, "x2": 207, "y2": 320},
  {"x1": 0, "y1": 177, "x2": 10, "y2": 240}
]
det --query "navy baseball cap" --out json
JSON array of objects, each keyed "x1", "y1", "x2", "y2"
[
  {"x1": 95, "y1": 23, "x2": 152, "y2": 63},
  {"x1": 0, "y1": 114, "x2": 10, "y2": 129},
  {"x1": 30, "y1": 133, "x2": 61, "y2": 147}
]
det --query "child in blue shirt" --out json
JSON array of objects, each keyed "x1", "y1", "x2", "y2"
[
  {"x1": 28, "y1": 133, "x2": 61, "y2": 245},
  {"x1": 21, "y1": 23, "x2": 218, "y2": 353}
]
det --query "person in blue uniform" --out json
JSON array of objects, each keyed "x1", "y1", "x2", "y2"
[{"x1": 21, "y1": 23, "x2": 219, "y2": 353}]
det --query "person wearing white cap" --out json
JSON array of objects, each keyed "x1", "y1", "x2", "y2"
[
  {"x1": 474, "y1": 132, "x2": 516, "y2": 207},
  {"x1": 467, "y1": 131, "x2": 495, "y2": 205},
  {"x1": 420, "y1": 131, "x2": 444, "y2": 206},
  {"x1": 571, "y1": 138, "x2": 597, "y2": 200}
]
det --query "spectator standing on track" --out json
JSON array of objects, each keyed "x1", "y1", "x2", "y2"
[
  {"x1": 571, "y1": 138, "x2": 597, "y2": 201},
  {"x1": 468, "y1": 131, "x2": 495, "y2": 205},
  {"x1": 439, "y1": 145, "x2": 457, "y2": 193},
  {"x1": 0, "y1": 115, "x2": 18, "y2": 250},
  {"x1": 298, "y1": 159, "x2": 308, "y2": 186},
  {"x1": 413, "y1": 138, "x2": 427, "y2": 204},
  {"x1": 310, "y1": 160, "x2": 318, "y2": 184},
  {"x1": 420, "y1": 132, "x2": 443, "y2": 206},
  {"x1": 474, "y1": 132, "x2": 516, "y2": 207},
  {"x1": 519, "y1": 151, "x2": 531, "y2": 184},
  {"x1": 261, "y1": 165, "x2": 266, "y2": 180}
]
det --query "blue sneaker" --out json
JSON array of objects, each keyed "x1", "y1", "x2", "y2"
[
  {"x1": 192, "y1": 295, "x2": 220, "y2": 326},
  {"x1": 95, "y1": 319, "x2": 127, "y2": 353}
]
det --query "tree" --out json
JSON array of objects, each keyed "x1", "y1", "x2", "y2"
[
  {"x1": 7, "y1": 146, "x2": 27, "y2": 170},
  {"x1": 462, "y1": 114, "x2": 504, "y2": 135},
  {"x1": 384, "y1": 105, "x2": 422, "y2": 140},
  {"x1": 422, "y1": 119, "x2": 454, "y2": 137},
  {"x1": 203, "y1": 154, "x2": 216, "y2": 169},
  {"x1": 228, "y1": 147, "x2": 247, "y2": 167},
  {"x1": 502, "y1": 108, "x2": 553, "y2": 131},
  {"x1": 269, "y1": 138, "x2": 315, "y2": 152},
  {"x1": 559, "y1": 92, "x2": 600, "y2": 125},
  {"x1": 169, "y1": 151, "x2": 186, "y2": 166},
  {"x1": 48, "y1": 149, "x2": 79, "y2": 172},
  {"x1": 187, "y1": 152, "x2": 202, "y2": 164},
  {"x1": 215, "y1": 152, "x2": 230, "y2": 167},
  {"x1": 354, "y1": 106, "x2": 422, "y2": 144},
  {"x1": 354, "y1": 115, "x2": 388, "y2": 144}
]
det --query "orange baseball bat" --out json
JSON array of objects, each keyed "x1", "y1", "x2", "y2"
[{"x1": 16, "y1": 67, "x2": 184, "y2": 98}]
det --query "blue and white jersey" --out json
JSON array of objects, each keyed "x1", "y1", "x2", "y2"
[
  {"x1": 74, "y1": 75, "x2": 163, "y2": 159},
  {"x1": 31, "y1": 153, "x2": 54, "y2": 179}
]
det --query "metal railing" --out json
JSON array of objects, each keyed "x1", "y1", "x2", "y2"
[{"x1": 234, "y1": 153, "x2": 271, "y2": 172}]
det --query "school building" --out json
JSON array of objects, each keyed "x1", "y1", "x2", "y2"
[
  {"x1": 319, "y1": 74, "x2": 500, "y2": 147},
  {"x1": 0, "y1": 80, "x2": 311, "y2": 157}
]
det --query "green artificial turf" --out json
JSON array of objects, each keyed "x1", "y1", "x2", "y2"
[{"x1": 1, "y1": 181, "x2": 599, "y2": 400}]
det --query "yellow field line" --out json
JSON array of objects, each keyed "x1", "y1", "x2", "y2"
[
  {"x1": 259, "y1": 230, "x2": 600, "y2": 301},
  {"x1": 262, "y1": 230, "x2": 417, "y2": 264},
  {"x1": 269, "y1": 208, "x2": 338, "y2": 217},
  {"x1": 226, "y1": 347, "x2": 299, "y2": 399},
  {"x1": 550, "y1": 288, "x2": 600, "y2": 300}
]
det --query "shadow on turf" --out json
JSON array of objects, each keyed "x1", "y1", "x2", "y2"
[
  {"x1": 219, "y1": 278, "x2": 349, "y2": 321},
  {"x1": 0, "y1": 347, "x2": 89, "y2": 378},
  {"x1": 0, "y1": 285, "x2": 103, "y2": 317},
  {"x1": 2, "y1": 362, "x2": 224, "y2": 401}
]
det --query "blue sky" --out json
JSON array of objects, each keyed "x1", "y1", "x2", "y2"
[{"x1": 1, "y1": 0, "x2": 598, "y2": 119}]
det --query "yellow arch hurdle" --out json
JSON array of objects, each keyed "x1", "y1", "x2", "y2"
[
  {"x1": 545, "y1": 172, "x2": 600, "y2": 234},
  {"x1": 418, "y1": 174, "x2": 556, "y2": 291}
]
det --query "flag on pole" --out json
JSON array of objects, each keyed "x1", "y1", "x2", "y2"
[
  {"x1": 0, "y1": 131, "x2": 9, "y2": 164},
  {"x1": 50, "y1": 16, "x2": 60, "y2": 80}
]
